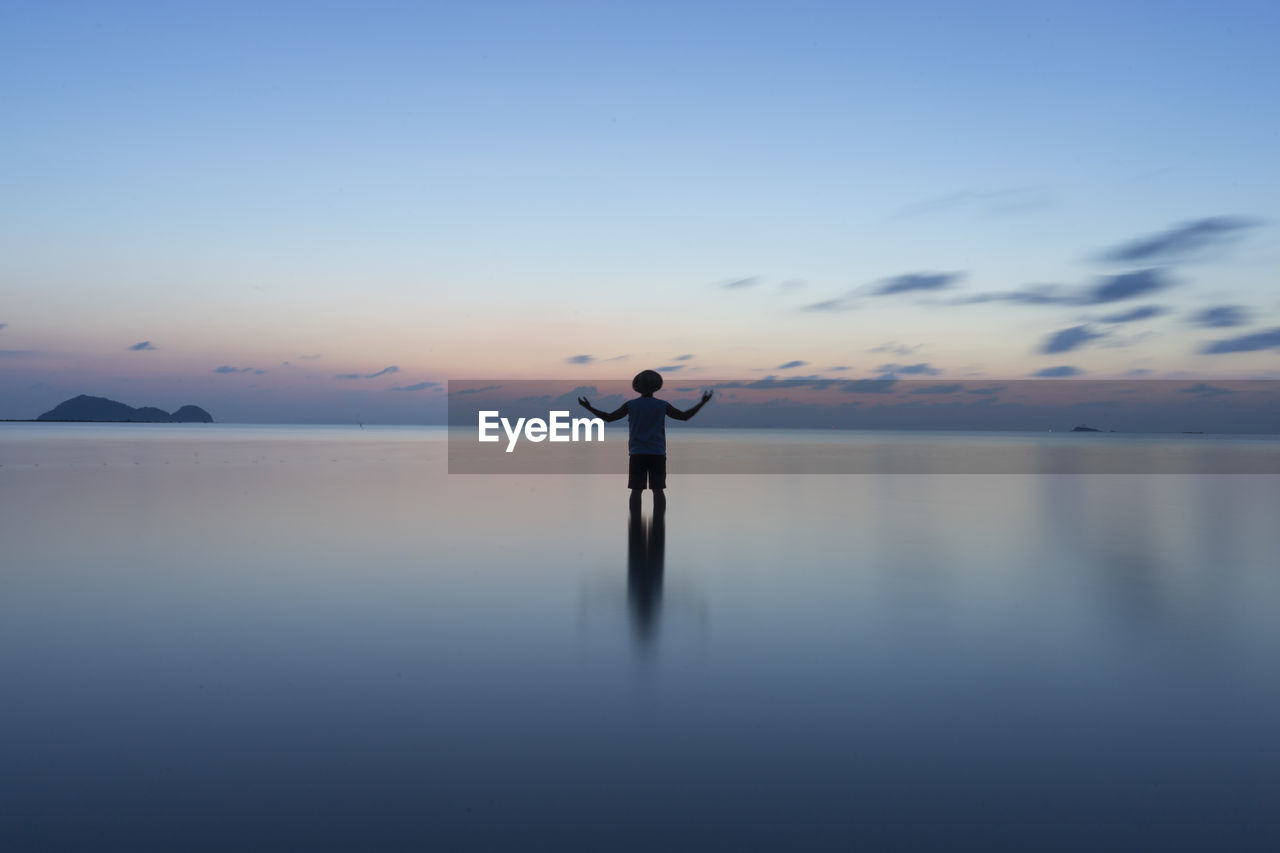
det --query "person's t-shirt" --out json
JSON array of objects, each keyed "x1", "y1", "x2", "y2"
[{"x1": 627, "y1": 396, "x2": 667, "y2": 454}]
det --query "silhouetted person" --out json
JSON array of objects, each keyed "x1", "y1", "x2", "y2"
[
  {"x1": 578, "y1": 370, "x2": 711, "y2": 513},
  {"x1": 627, "y1": 509, "x2": 665, "y2": 645}
]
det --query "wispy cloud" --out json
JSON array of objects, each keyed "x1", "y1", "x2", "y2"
[
  {"x1": 673, "y1": 354, "x2": 695, "y2": 361},
  {"x1": 712, "y1": 376, "x2": 828, "y2": 391},
  {"x1": 1200, "y1": 328, "x2": 1280, "y2": 354},
  {"x1": 1099, "y1": 305, "x2": 1167, "y2": 323},
  {"x1": 128, "y1": 341, "x2": 157, "y2": 351},
  {"x1": 841, "y1": 378, "x2": 898, "y2": 393},
  {"x1": 0, "y1": 323, "x2": 8, "y2": 330},
  {"x1": 456, "y1": 384, "x2": 503, "y2": 395},
  {"x1": 947, "y1": 285, "x2": 1071, "y2": 306},
  {"x1": 1098, "y1": 330, "x2": 1156, "y2": 350},
  {"x1": 708, "y1": 376, "x2": 902, "y2": 393},
  {"x1": 1099, "y1": 216, "x2": 1260, "y2": 263},
  {"x1": 802, "y1": 298, "x2": 851, "y2": 312},
  {"x1": 1031, "y1": 366, "x2": 1082, "y2": 377},
  {"x1": 1179, "y1": 383, "x2": 1234, "y2": 396},
  {"x1": 655, "y1": 364, "x2": 685, "y2": 372},
  {"x1": 872, "y1": 272, "x2": 963, "y2": 296},
  {"x1": 1041, "y1": 325, "x2": 1106, "y2": 354},
  {"x1": 566, "y1": 354, "x2": 594, "y2": 364},
  {"x1": 1188, "y1": 305, "x2": 1252, "y2": 328},
  {"x1": 214, "y1": 365, "x2": 265, "y2": 375},
  {"x1": 777, "y1": 360, "x2": 808, "y2": 369},
  {"x1": 1084, "y1": 269, "x2": 1171, "y2": 304},
  {"x1": 336, "y1": 366, "x2": 400, "y2": 379},
  {"x1": 948, "y1": 270, "x2": 1172, "y2": 308},
  {"x1": 805, "y1": 273, "x2": 962, "y2": 312},
  {"x1": 868, "y1": 341, "x2": 921, "y2": 355},
  {"x1": 391, "y1": 382, "x2": 440, "y2": 392},
  {"x1": 723, "y1": 276, "x2": 760, "y2": 289},
  {"x1": 897, "y1": 186, "x2": 1055, "y2": 219},
  {"x1": 877, "y1": 362, "x2": 941, "y2": 375}
]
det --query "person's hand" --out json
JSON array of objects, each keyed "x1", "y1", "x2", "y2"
[
  {"x1": 700, "y1": 390, "x2": 713, "y2": 404},
  {"x1": 577, "y1": 396, "x2": 591, "y2": 408}
]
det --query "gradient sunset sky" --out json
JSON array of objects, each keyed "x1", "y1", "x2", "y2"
[{"x1": 3, "y1": 0, "x2": 1278, "y2": 422}]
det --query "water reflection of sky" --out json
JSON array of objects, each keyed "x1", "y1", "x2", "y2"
[{"x1": 2, "y1": 425, "x2": 1279, "y2": 850}]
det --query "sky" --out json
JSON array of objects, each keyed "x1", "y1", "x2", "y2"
[{"x1": 2, "y1": 0, "x2": 1279, "y2": 423}]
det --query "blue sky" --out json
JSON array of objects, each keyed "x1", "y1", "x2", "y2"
[{"x1": 2, "y1": 0, "x2": 1278, "y2": 422}]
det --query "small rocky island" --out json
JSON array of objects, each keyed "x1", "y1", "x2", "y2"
[
  {"x1": 1070, "y1": 425, "x2": 1101, "y2": 432},
  {"x1": 37, "y1": 395, "x2": 213, "y2": 423}
]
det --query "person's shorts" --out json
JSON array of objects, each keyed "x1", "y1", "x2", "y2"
[{"x1": 628, "y1": 454, "x2": 667, "y2": 490}]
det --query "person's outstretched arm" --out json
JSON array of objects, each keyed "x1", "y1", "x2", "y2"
[
  {"x1": 666, "y1": 390, "x2": 713, "y2": 421},
  {"x1": 578, "y1": 397, "x2": 629, "y2": 422}
]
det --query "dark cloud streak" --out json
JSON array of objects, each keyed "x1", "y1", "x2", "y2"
[
  {"x1": 1200, "y1": 328, "x2": 1280, "y2": 354},
  {"x1": 1085, "y1": 269, "x2": 1171, "y2": 304},
  {"x1": 877, "y1": 363, "x2": 941, "y2": 375},
  {"x1": 1041, "y1": 325, "x2": 1106, "y2": 354},
  {"x1": 948, "y1": 285, "x2": 1072, "y2": 306},
  {"x1": 1188, "y1": 305, "x2": 1251, "y2": 328},
  {"x1": 1100, "y1": 305, "x2": 1167, "y2": 323},
  {"x1": 1099, "y1": 216, "x2": 1259, "y2": 263},
  {"x1": 868, "y1": 342, "x2": 921, "y2": 355},
  {"x1": 336, "y1": 366, "x2": 399, "y2": 379},
  {"x1": 802, "y1": 298, "x2": 850, "y2": 312},
  {"x1": 872, "y1": 272, "x2": 962, "y2": 296},
  {"x1": 947, "y1": 270, "x2": 1172, "y2": 308},
  {"x1": 1179, "y1": 383, "x2": 1234, "y2": 396}
]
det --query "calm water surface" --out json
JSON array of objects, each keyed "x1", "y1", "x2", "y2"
[{"x1": 2, "y1": 424, "x2": 1279, "y2": 850}]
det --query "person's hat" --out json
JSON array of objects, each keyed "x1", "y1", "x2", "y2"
[{"x1": 632, "y1": 370, "x2": 663, "y2": 393}]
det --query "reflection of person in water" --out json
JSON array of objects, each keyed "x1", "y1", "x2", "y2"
[
  {"x1": 626, "y1": 509, "x2": 665, "y2": 645},
  {"x1": 578, "y1": 369, "x2": 712, "y2": 514}
]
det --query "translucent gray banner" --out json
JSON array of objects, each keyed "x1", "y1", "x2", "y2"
[{"x1": 447, "y1": 379, "x2": 1280, "y2": 474}]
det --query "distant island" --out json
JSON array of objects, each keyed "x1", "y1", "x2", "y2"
[
  {"x1": 1070, "y1": 425, "x2": 1101, "y2": 432},
  {"x1": 35, "y1": 395, "x2": 213, "y2": 423}
]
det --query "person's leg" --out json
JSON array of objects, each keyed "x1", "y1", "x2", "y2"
[
  {"x1": 627, "y1": 455, "x2": 644, "y2": 512},
  {"x1": 651, "y1": 455, "x2": 667, "y2": 513}
]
